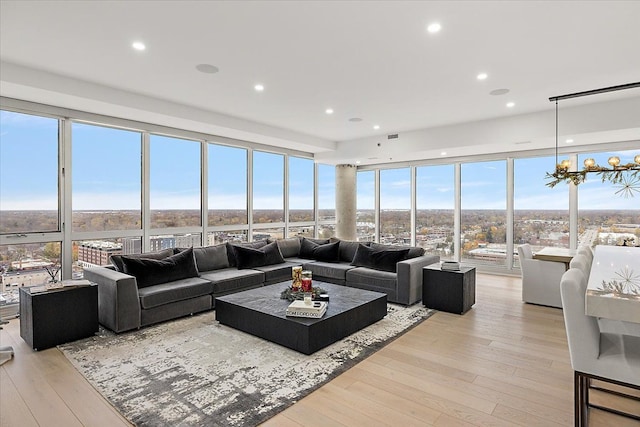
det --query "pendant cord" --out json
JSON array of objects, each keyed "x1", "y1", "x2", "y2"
[{"x1": 555, "y1": 100, "x2": 558, "y2": 168}]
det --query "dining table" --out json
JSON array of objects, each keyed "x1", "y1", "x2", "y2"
[
  {"x1": 532, "y1": 246, "x2": 576, "y2": 269},
  {"x1": 585, "y1": 245, "x2": 640, "y2": 325}
]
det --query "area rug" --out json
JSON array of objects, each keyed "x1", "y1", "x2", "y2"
[{"x1": 59, "y1": 304, "x2": 434, "y2": 426}]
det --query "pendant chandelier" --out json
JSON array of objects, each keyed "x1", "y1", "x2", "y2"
[{"x1": 545, "y1": 82, "x2": 640, "y2": 197}]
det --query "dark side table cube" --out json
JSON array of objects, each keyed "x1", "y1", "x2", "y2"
[
  {"x1": 20, "y1": 284, "x2": 98, "y2": 350},
  {"x1": 422, "y1": 265, "x2": 476, "y2": 314}
]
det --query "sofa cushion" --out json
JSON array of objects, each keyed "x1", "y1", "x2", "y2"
[
  {"x1": 302, "y1": 261, "x2": 355, "y2": 281},
  {"x1": 120, "y1": 247, "x2": 199, "y2": 288},
  {"x1": 200, "y1": 268, "x2": 265, "y2": 295},
  {"x1": 274, "y1": 237, "x2": 301, "y2": 258},
  {"x1": 227, "y1": 241, "x2": 268, "y2": 267},
  {"x1": 300, "y1": 238, "x2": 340, "y2": 262},
  {"x1": 193, "y1": 243, "x2": 230, "y2": 272},
  {"x1": 110, "y1": 248, "x2": 174, "y2": 272},
  {"x1": 252, "y1": 261, "x2": 303, "y2": 283},
  {"x1": 351, "y1": 244, "x2": 410, "y2": 273},
  {"x1": 370, "y1": 242, "x2": 424, "y2": 259},
  {"x1": 331, "y1": 238, "x2": 369, "y2": 262},
  {"x1": 233, "y1": 241, "x2": 285, "y2": 269},
  {"x1": 346, "y1": 267, "x2": 397, "y2": 291},
  {"x1": 138, "y1": 277, "x2": 213, "y2": 309}
]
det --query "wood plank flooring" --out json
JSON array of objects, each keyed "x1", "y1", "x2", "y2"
[{"x1": 1, "y1": 274, "x2": 638, "y2": 426}]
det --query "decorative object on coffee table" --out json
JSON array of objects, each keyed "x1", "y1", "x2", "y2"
[
  {"x1": 280, "y1": 284, "x2": 326, "y2": 302},
  {"x1": 292, "y1": 266, "x2": 302, "y2": 289},
  {"x1": 423, "y1": 263, "x2": 476, "y2": 314}
]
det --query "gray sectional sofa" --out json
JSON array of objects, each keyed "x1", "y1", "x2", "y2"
[{"x1": 84, "y1": 237, "x2": 439, "y2": 333}]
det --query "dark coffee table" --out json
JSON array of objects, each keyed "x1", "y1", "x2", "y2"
[{"x1": 215, "y1": 282, "x2": 387, "y2": 354}]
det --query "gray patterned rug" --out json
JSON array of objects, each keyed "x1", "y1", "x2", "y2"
[{"x1": 59, "y1": 304, "x2": 434, "y2": 426}]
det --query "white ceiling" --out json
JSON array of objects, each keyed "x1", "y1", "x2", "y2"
[{"x1": 1, "y1": 0, "x2": 639, "y2": 163}]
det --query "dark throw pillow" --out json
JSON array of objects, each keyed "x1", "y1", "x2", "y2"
[
  {"x1": 234, "y1": 241, "x2": 285, "y2": 269},
  {"x1": 227, "y1": 241, "x2": 268, "y2": 267},
  {"x1": 110, "y1": 248, "x2": 175, "y2": 272},
  {"x1": 299, "y1": 238, "x2": 319, "y2": 259},
  {"x1": 351, "y1": 244, "x2": 410, "y2": 273},
  {"x1": 193, "y1": 244, "x2": 230, "y2": 272},
  {"x1": 312, "y1": 240, "x2": 341, "y2": 263},
  {"x1": 120, "y1": 247, "x2": 199, "y2": 288},
  {"x1": 299, "y1": 238, "x2": 340, "y2": 262}
]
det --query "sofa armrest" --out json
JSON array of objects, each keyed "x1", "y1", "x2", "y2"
[
  {"x1": 84, "y1": 267, "x2": 141, "y2": 333},
  {"x1": 396, "y1": 255, "x2": 440, "y2": 305}
]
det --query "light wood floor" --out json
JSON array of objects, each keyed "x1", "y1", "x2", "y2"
[{"x1": 1, "y1": 274, "x2": 638, "y2": 427}]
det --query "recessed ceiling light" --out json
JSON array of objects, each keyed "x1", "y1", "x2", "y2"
[
  {"x1": 427, "y1": 22, "x2": 441, "y2": 34},
  {"x1": 373, "y1": 125, "x2": 380, "y2": 130},
  {"x1": 254, "y1": 84, "x2": 264, "y2": 92},
  {"x1": 566, "y1": 139, "x2": 574, "y2": 143},
  {"x1": 325, "y1": 108, "x2": 334, "y2": 114},
  {"x1": 441, "y1": 152, "x2": 447, "y2": 156},
  {"x1": 195, "y1": 64, "x2": 219, "y2": 74},
  {"x1": 348, "y1": 117, "x2": 363, "y2": 122},
  {"x1": 477, "y1": 73, "x2": 488, "y2": 80},
  {"x1": 506, "y1": 102, "x2": 515, "y2": 108},
  {"x1": 132, "y1": 41, "x2": 146, "y2": 51},
  {"x1": 490, "y1": 88, "x2": 510, "y2": 96},
  {"x1": 355, "y1": 160, "x2": 361, "y2": 164}
]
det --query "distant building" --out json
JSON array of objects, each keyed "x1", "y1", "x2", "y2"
[{"x1": 77, "y1": 240, "x2": 122, "y2": 267}]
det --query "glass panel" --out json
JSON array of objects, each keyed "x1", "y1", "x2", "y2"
[
  {"x1": 72, "y1": 123, "x2": 142, "y2": 231},
  {"x1": 208, "y1": 144, "x2": 247, "y2": 226},
  {"x1": 288, "y1": 226, "x2": 314, "y2": 238},
  {"x1": 289, "y1": 157, "x2": 314, "y2": 222},
  {"x1": 1, "y1": 242, "x2": 62, "y2": 290},
  {"x1": 380, "y1": 168, "x2": 411, "y2": 245},
  {"x1": 578, "y1": 150, "x2": 640, "y2": 247},
  {"x1": 416, "y1": 164, "x2": 455, "y2": 260},
  {"x1": 318, "y1": 164, "x2": 336, "y2": 222},
  {"x1": 514, "y1": 156, "x2": 569, "y2": 267},
  {"x1": 149, "y1": 233, "x2": 202, "y2": 250},
  {"x1": 356, "y1": 170, "x2": 375, "y2": 242},
  {"x1": 253, "y1": 151, "x2": 284, "y2": 223},
  {"x1": 252, "y1": 228, "x2": 284, "y2": 241},
  {"x1": 318, "y1": 224, "x2": 336, "y2": 239},
  {"x1": 0, "y1": 111, "x2": 59, "y2": 234},
  {"x1": 207, "y1": 230, "x2": 248, "y2": 245},
  {"x1": 461, "y1": 160, "x2": 507, "y2": 266},
  {"x1": 150, "y1": 135, "x2": 201, "y2": 228}
]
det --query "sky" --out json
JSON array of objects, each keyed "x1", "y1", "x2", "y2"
[{"x1": 1, "y1": 110, "x2": 639, "y2": 212}]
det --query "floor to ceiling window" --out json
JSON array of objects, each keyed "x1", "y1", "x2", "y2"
[
  {"x1": 461, "y1": 160, "x2": 507, "y2": 266},
  {"x1": 317, "y1": 164, "x2": 336, "y2": 239},
  {"x1": 288, "y1": 156, "x2": 315, "y2": 237},
  {"x1": 1, "y1": 110, "x2": 62, "y2": 291},
  {"x1": 252, "y1": 151, "x2": 284, "y2": 240},
  {"x1": 416, "y1": 164, "x2": 455, "y2": 260},
  {"x1": 578, "y1": 150, "x2": 640, "y2": 247},
  {"x1": 208, "y1": 144, "x2": 248, "y2": 244},
  {"x1": 356, "y1": 170, "x2": 375, "y2": 242},
  {"x1": 380, "y1": 168, "x2": 411, "y2": 246},
  {"x1": 150, "y1": 134, "x2": 202, "y2": 230},
  {"x1": 513, "y1": 155, "x2": 570, "y2": 267}
]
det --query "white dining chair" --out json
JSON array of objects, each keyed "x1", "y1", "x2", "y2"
[
  {"x1": 560, "y1": 268, "x2": 640, "y2": 426},
  {"x1": 577, "y1": 245, "x2": 594, "y2": 262},
  {"x1": 518, "y1": 244, "x2": 566, "y2": 308},
  {"x1": 569, "y1": 254, "x2": 591, "y2": 281}
]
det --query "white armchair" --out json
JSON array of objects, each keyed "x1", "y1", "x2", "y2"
[
  {"x1": 517, "y1": 244, "x2": 566, "y2": 308},
  {"x1": 560, "y1": 268, "x2": 640, "y2": 426}
]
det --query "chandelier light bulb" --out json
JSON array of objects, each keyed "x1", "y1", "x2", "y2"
[
  {"x1": 635, "y1": 154, "x2": 640, "y2": 164},
  {"x1": 607, "y1": 156, "x2": 620, "y2": 167},
  {"x1": 560, "y1": 159, "x2": 571, "y2": 170},
  {"x1": 583, "y1": 158, "x2": 596, "y2": 169}
]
